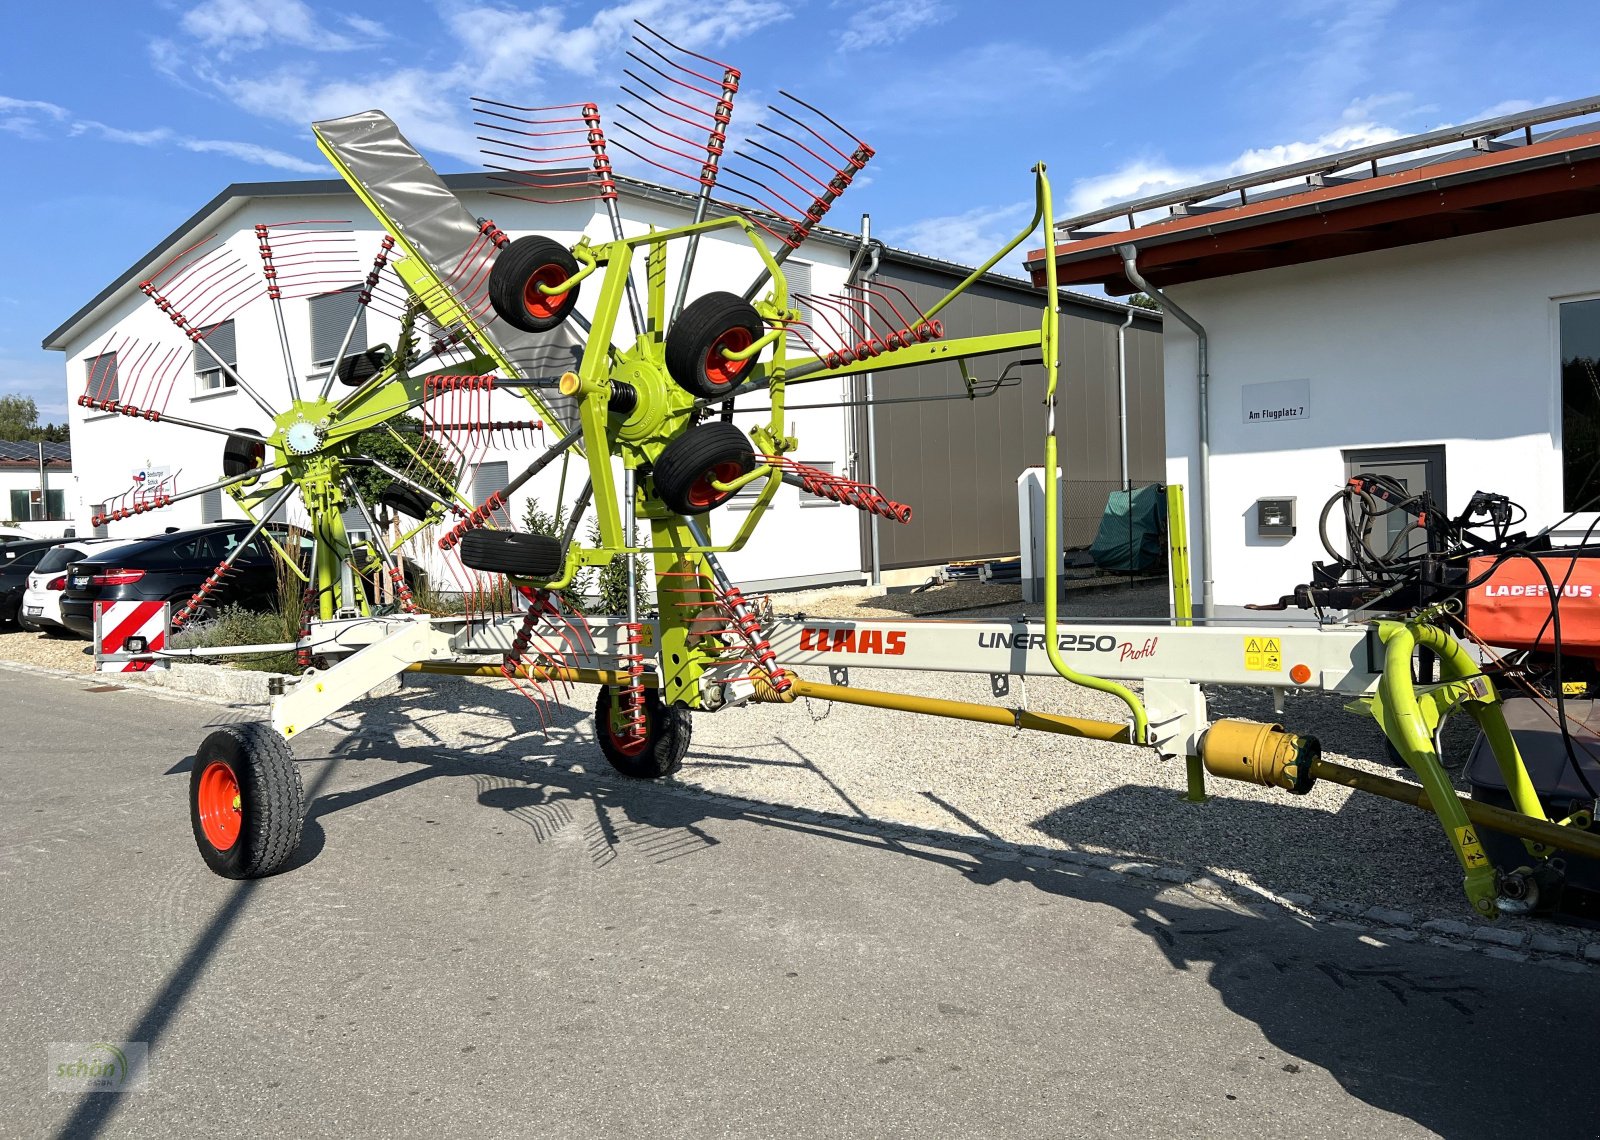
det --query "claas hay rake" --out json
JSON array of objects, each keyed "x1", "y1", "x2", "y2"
[{"x1": 92, "y1": 22, "x2": 1599, "y2": 920}]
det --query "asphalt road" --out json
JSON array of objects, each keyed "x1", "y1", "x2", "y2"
[{"x1": 2, "y1": 667, "x2": 1598, "y2": 1140}]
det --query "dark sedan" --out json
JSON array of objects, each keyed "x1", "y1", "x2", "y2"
[
  {"x1": 59, "y1": 523, "x2": 280, "y2": 637},
  {"x1": 0, "y1": 539, "x2": 63, "y2": 626}
]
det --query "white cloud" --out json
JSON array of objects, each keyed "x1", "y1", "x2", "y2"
[
  {"x1": 882, "y1": 201, "x2": 1032, "y2": 270},
  {"x1": 176, "y1": 0, "x2": 793, "y2": 167},
  {"x1": 9, "y1": 102, "x2": 321, "y2": 173},
  {"x1": 0, "y1": 95, "x2": 70, "y2": 139},
  {"x1": 836, "y1": 0, "x2": 953, "y2": 51},
  {"x1": 178, "y1": 0, "x2": 378, "y2": 55},
  {"x1": 1061, "y1": 117, "x2": 1407, "y2": 221}
]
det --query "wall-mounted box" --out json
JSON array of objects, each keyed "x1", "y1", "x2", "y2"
[{"x1": 1257, "y1": 497, "x2": 1296, "y2": 538}]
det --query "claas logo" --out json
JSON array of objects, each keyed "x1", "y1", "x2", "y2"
[{"x1": 798, "y1": 627, "x2": 907, "y2": 655}]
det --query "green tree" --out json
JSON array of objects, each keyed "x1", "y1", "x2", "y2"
[
  {"x1": 344, "y1": 416, "x2": 458, "y2": 508},
  {"x1": 0, "y1": 395, "x2": 67, "y2": 442},
  {"x1": 1126, "y1": 292, "x2": 1160, "y2": 311},
  {"x1": 588, "y1": 517, "x2": 648, "y2": 615}
]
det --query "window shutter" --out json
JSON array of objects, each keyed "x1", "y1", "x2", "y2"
[
  {"x1": 474, "y1": 461, "x2": 512, "y2": 527},
  {"x1": 785, "y1": 261, "x2": 814, "y2": 350},
  {"x1": 311, "y1": 289, "x2": 367, "y2": 365},
  {"x1": 201, "y1": 487, "x2": 224, "y2": 523},
  {"x1": 85, "y1": 352, "x2": 119, "y2": 402}
]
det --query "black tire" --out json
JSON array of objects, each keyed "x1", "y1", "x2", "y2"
[
  {"x1": 334, "y1": 346, "x2": 387, "y2": 387},
  {"x1": 651, "y1": 422, "x2": 757, "y2": 515},
  {"x1": 378, "y1": 482, "x2": 436, "y2": 521},
  {"x1": 190, "y1": 722, "x2": 305, "y2": 879},
  {"x1": 489, "y1": 236, "x2": 581, "y2": 333},
  {"x1": 222, "y1": 428, "x2": 266, "y2": 478},
  {"x1": 665, "y1": 291, "x2": 764, "y2": 398},
  {"x1": 459, "y1": 530, "x2": 564, "y2": 579},
  {"x1": 594, "y1": 685, "x2": 692, "y2": 779}
]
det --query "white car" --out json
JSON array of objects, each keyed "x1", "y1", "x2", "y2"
[{"x1": 20, "y1": 538, "x2": 144, "y2": 635}]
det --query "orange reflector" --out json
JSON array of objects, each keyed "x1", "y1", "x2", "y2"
[{"x1": 1290, "y1": 663, "x2": 1312, "y2": 685}]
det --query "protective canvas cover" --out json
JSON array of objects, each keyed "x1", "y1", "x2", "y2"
[
  {"x1": 1090, "y1": 484, "x2": 1166, "y2": 572},
  {"x1": 312, "y1": 110, "x2": 583, "y2": 431},
  {"x1": 1467, "y1": 555, "x2": 1600, "y2": 657}
]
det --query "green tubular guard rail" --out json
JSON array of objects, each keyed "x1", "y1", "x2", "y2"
[
  {"x1": 1037, "y1": 164, "x2": 1150, "y2": 744},
  {"x1": 1356, "y1": 617, "x2": 1551, "y2": 918}
]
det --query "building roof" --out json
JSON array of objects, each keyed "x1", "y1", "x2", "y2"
[
  {"x1": 44, "y1": 163, "x2": 1151, "y2": 352},
  {"x1": 0, "y1": 440, "x2": 70, "y2": 468},
  {"x1": 1026, "y1": 95, "x2": 1600, "y2": 293}
]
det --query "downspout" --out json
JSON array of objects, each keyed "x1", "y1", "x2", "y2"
[
  {"x1": 860, "y1": 225, "x2": 884, "y2": 587},
  {"x1": 1118, "y1": 244, "x2": 1212, "y2": 619},
  {"x1": 1116, "y1": 305, "x2": 1134, "y2": 492}
]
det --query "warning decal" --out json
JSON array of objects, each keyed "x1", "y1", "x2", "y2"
[
  {"x1": 1454, "y1": 824, "x2": 1489, "y2": 869},
  {"x1": 1244, "y1": 636, "x2": 1283, "y2": 672}
]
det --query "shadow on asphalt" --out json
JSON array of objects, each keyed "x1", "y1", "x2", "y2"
[{"x1": 56, "y1": 676, "x2": 1600, "y2": 1140}]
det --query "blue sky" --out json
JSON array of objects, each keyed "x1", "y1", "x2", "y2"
[{"x1": 2, "y1": 0, "x2": 1597, "y2": 421}]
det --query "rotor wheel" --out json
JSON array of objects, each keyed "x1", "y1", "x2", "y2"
[
  {"x1": 222, "y1": 428, "x2": 266, "y2": 477},
  {"x1": 460, "y1": 530, "x2": 565, "y2": 579},
  {"x1": 665, "y1": 291, "x2": 765, "y2": 399},
  {"x1": 190, "y1": 722, "x2": 305, "y2": 879},
  {"x1": 651, "y1": 422, "x2": 757, "y2": 516},
  {"x1": 594, "y1": 684, "x2": 692, "y2": 779},
  {"x1": 489, "y1": 235, "x2": 581, "y2": 333}
]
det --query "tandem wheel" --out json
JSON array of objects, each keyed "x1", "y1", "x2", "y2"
[{"x1": 190, "y1": 722, "x2": 306, "y2": 879}]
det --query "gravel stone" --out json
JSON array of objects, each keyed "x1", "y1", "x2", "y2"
[
  {"x1": 1376, "y1": 928, "x2": 1420, "y2": 943},
  {"x1": 1420, "y1": 919, "x2": 1474, "y2": 938},
  {"x1": 1585, "y1": 943, "x2": 1600, "y2": 963},
  {"x1": 1481, "y1": 946, "x2": 1530, "y2": 963},
  {"x1": 0, "y1": 630, "x2": 95, "y2": 674},
  {"x1": 1277, "y1": 892, "x2": 1315, "y2": 909},
  {"x1": 1529, "y1": 934, "x2": 1578, "y2": 957},
  {"x1": 1362, "y1": 906, "x2": 1416, "y2": 927},
  {"x1": 1471, "y1": 927, "x2": 1527, "y2": 948}
]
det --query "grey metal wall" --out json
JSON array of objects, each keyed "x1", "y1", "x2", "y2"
[{"x1": 856, "y1": 260, "x2": 1164, "y2": 571}]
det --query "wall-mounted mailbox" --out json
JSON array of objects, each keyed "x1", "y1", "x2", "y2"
[{"x1": 1257, "y1": 497, "x2": 1296, "y2": 538}]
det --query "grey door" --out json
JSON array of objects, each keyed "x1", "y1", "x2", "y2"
[{"x1": 1343, "y1": 445, "x2": 1447, "y2": 559}]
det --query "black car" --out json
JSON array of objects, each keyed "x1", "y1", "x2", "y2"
[
  {"x1": 59, "y1": 522, "x2": 427, "y2": 636},
  {"x1": 0, "y1": 539, "x2": 63, "y2": 626},
  {"x1": 59, "y1": 523, "x2": 281, "y2": 637}
]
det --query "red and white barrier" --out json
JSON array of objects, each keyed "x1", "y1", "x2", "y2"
[{"x1": 94, "y1": 600, "x2": 170, "y2": 673}]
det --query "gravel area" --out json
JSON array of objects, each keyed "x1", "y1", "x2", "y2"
[
  {"x1": 0, "y1": 628, "x2": 95, "y2": 674},
  {"x1": 309, "y1": 578, "x2": 1507, "y2": 927},
  {"x1": 0, "y1": 581, "x2": 1544, "y2": 927}
]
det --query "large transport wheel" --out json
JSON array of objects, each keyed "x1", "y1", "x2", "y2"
[
  {"x1": 222, "y1": 428, "x2": 266, "y2": 478},
  {"x1": 377, "y1": 481, "x2": 437, "y2": 521},
  {"x1": 664, "y1": 291, "x2": 764, "y2": 399},
  {"x1": 489, "y1": 235, "x2": 581, "y2": 333},
  {"x1": 459, "y1": 530, "x2": 564, "y2": 579},
  {"x1": 595, "y1": 684, "x2": 692, "y2": 779},
  {"x1": 651, "y1": 422, "x2": 757, "y2": 516},
  {"x1": 190, "y1": 722, "x2": 305, "y2": 879}
]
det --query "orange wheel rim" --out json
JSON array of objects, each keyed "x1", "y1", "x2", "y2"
[
  {"x1": 687, "y1": 461, "x2": 745, "y2": 508},
  {"x1": 523, "y1": 264, "x2": 570, "y2": 319},
  {"x1": 703, "y1": 327, "x2": 753, "y2": 388},
  {"x1": 197, "y1": 761, "x2": 242, "y2": 851},
  {"x1": 607, "y1": 700, "x2": 649, "y2": 756}
]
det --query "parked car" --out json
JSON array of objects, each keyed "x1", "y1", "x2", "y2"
[
  {"x1": 59, "y1": 521, "x2": 425, "y2": 638},
  {"x1": 1, "y1": 539, "x2": 64, "y2": 627},
  {"x1": 21, "y1": 538, "x2": 147, "y2": 635}
]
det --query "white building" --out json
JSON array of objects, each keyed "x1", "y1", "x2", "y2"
[
  {"x1": 41, "y1": 170, "x2": 876, "y2": 591},
  {"x1": 46, "y1": 162, "x2": 1157, "y2": 593},
  {"x1": 0, "y1": 440, "x2": 73, "y2": 538},
  {"x1": 1032, "y1": 96, "x2": 1600, "y2": 618}
]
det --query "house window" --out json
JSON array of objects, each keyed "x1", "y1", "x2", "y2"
[
  {"x1": 1562, "y1": 297, "x2": 1600, "y2": 511},
  {"x1": 785, "y1": 260, "x2": 816, "y2": 351},
  {"x1": 7, "y1": 490, "x2": 26, "y2": 522},
  {"x1": 311, "y1": 287, "x2": 367, "y2": 366},
  {"x1": 194, "y1": 320, "x2": 239, "y2": 392},
  {"x1": 474, "y1": 460, "x2": 512, "y2": 527},
  {"x1": 85, "y1": 352, "x2": 119, "y2": 403},
  {"x1": 799, "y1": 459, "x2": 840, "y2": 507}
]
